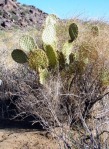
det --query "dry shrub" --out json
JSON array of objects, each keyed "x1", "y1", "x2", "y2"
[
  {"x1": 0, "y1": 60, "x2": 109, "y2": 148},
  {"x1": 0, "y1": 61, "x2": 108, "y2": 148}
]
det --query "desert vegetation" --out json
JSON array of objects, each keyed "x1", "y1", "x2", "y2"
[{"x1": 1, "y1": 13, "x2": 109, "y2": 149}]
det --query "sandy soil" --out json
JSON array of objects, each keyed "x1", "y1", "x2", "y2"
[{"x1": 0, "y1": 129, "x2": 59, "y2": 149}]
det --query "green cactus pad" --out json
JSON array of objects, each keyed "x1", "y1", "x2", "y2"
[
  {"x1": 44, "y1": 45, "x2": 58, "y2": 68},
  {"x1": 62, "y1": 42, "x2": 73, "y2": 64},
  {"x1": 11, "y1": 49, "x2": 28, "y2": 63},
  {"x1": 19, "y1": 35, "x2": 37, "y2": 53},
  {"x1": 57, "y1": 51, "x2": 65, "y2": 69},
  {"x1": 45, "y1": 14, "x2": 57, "y2": 25},
  {"x1": 69, "y1": 53, "x2": 75, "y2": 64},
  {"x1": 69, "y1": 23, "x2": 78, "y2": 42},
  {"x1": 42, "y1": 15, "x2": 57, "y2": 48},
  {"x1": 28, "y1": 49, "x2": 49, "y2": 71},
  {"x1": 38, "y1": 68, "x2": 49, "y2": 85}
]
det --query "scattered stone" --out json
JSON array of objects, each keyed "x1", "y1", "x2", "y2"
[{"x1": 0, "y1": 0, "x2": 48, "y2": 30}]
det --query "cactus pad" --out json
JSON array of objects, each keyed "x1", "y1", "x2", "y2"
[
  {"x1": 69, "y1": 53, "x2": 75, "y2": 64},
  {"x1": 57, "y1": 51, "x2": 65, "y2": 69},
  {"x1": 28, "y1": 49, "x2": 49, "y2": 71},
  {"x1": 11, "y1": 49, "x2": 28, "y2": 63},
  {"x1": 42, "y1": 15, "x2": 57, "y2": 48},
  {"x1": 69, "y1": 23, "x2": 78, "y2": 42},
  {"x1": 19, "y1": 35, "x2": 37, "y2": 53},
  {"x1": 44, "y1": 45, "x2": 58, "y2": 68},
  {"x1": 62, "y1": 42, "x2": 73, "y2": 64},
  {"x1": 38, "y1": 68, "x2": 49, "y2": 85}
]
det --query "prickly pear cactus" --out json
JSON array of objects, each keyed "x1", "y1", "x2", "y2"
[
  {"x1": 69, "y1": 23, "x2": 78, "y2": 42},
  {"x1": 69, "y1": 53, "x2": 75, "y2": 64},
  {"x1": 19, "y1": 35, "x2": 37, "y2": 53},
  {"x1": 42, "y1": 14, "x2": 57, "y2": 49},
  {"x1": 28, "y1": 49, "x2": 49, "y2": 71},
  {"x1": 44, "y1": 45, "x2": 58, "y2": 68},
  {"x1": 62, "y1": 42, "x2": 73, "y2": 64},
  {"x1": 61, "y1": 23, "x2": 78, "y2": 64},
  {"x1": 38, "y1": 68, "x2": 49, "y2": 85},
  {"x1": 11, "y1": 49, "x2": 28, "y2": 63},
  {"x1": 11, "y1": 15, "x2": 81, "y2": 86},
  {"x1": 57, "y1": 51, "x2": 65, "y2": 69}
]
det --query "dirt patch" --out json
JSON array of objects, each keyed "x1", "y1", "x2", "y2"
[{"x1": 0, "y1": 129, "x2": 59, "y2": 149}]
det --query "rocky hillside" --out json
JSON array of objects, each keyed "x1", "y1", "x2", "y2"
[{"x1": 0, "y1": 0, "x2": 48, "y2": 30}]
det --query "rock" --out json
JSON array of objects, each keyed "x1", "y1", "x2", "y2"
[
  {"x1": 0, "y1": 0, "x2": 48, "y2": 30},
  {"x1": 0, "y1": 0, "x2": 7, "y2": 6},
  {"x1": 1, "y1": 20, "x2": 11, "y2": 28},
  {"x1": 1, "y1": 21, "x2": 6, "y2": 27}
]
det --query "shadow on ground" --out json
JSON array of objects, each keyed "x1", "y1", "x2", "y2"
[
  {"x1": 0, "y1": 118, "x2": 44, "y2": 130},
  {"x1": 0, "y1": 98, "x2": 44, "y2": 130}
]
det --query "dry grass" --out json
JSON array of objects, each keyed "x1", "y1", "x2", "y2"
[{"x1": 56, "y1": 18, "x2": 109, "y2": 62}]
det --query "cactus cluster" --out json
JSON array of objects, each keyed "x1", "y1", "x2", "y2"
[
  {"x1": 11, "y1": 14, "x2": 101, "y2": 87},
  {"x1": 62, "y1": 23, "x2": 78, "y2": 65},
  {"x1": 11, "y1": 15, "x2": 79, "y2": 85},
  {"x1": 12, "y1": 37, "x2": 49, "y2": 84}
]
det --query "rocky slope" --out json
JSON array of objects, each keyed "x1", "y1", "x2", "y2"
[{"x1": 0, "y1": 0, "x2": 48, "y2": 30}]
